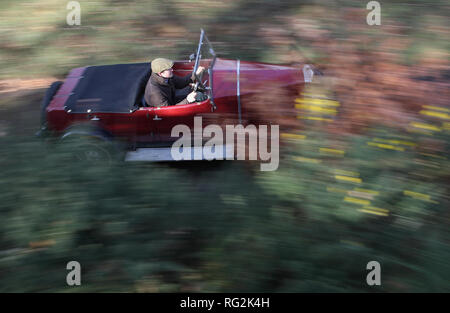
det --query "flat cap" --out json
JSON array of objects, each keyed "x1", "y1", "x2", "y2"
[{"x1": 151, "y1": 58, "x2": 174, "y2": 74}]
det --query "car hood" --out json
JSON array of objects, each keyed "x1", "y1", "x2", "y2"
[{"x1": 212, "y1": 58, "x2": 305, "y2": 99}]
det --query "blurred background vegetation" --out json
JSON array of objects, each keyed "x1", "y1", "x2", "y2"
[{"x1": 0, "y1": 0, "x2": 448, "y2": 292}]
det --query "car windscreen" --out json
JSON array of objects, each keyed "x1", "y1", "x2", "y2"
[
  {"x1": 193, "y1": 29, "x2": 217, "y2": 106},
  {"x1": 194, "y1": 29, "x2": 216, "y2": 72}
]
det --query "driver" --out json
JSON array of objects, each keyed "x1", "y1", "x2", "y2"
[{"x1": 144, "y1": 58, "x2": 205, "y2": 107}]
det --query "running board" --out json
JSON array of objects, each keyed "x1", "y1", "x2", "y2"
[{"x1": 124, "y1": 145, "x2": 234, "y2": 162}]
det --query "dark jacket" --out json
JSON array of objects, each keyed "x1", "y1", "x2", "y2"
[{"x1": 144, "y1": 72, "x2": 195, "y2": 107}]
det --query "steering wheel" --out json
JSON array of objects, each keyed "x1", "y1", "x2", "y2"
[{"x1": 193, "y1": 68, "x2": 208, "y2": 92}]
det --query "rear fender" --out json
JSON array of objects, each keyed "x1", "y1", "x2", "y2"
[
  {"x1": 59, "y1": 124, "x2": 126, "y2": 161},
  {"x1": 38, "y1": 81, "x2": 62, "y2": 135},
  {"x1": 60, "y1": 124, "x2": 114, "y2": 143}
]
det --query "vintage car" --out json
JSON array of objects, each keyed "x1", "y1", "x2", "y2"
[{"x1": 40, "y1": 29, "x2": 315, "y2": 161}]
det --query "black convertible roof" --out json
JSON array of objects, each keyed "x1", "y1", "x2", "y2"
[{"x1": 65, "y1": 63, "x2": 150, "y2": 113}]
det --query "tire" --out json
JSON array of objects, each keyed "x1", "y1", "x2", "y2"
[
  {"x1": 59, "y1": 126, "x2": 122, "y2": 164},
  {"x1": 40, "y1": 81, "x2": 62, "y2": 128},
  {"x1": 70, "y1": 136, "x2": 115, "y2": 163}
]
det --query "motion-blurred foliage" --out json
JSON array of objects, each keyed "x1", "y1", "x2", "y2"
[
  {"x1": 0, "y1": 122, "x2": 448, "y2": 292},
  {"x1": 0, "y1": 0, "x2": 449, "y2": 292}
]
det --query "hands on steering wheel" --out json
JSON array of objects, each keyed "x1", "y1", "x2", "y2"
[{"x1": 193, "y1": 66, "x2": 207, "y2": 92}]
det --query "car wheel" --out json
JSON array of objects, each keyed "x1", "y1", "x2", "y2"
[
  {"x1": 72, "y1": 138, "x2": 114, "y2": 163},
  {"x1": 59, "y1": 130, "x2": 121, "y2": 164}
]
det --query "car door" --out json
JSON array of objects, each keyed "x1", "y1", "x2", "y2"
[
  {"x1": 131, "y1": 107, "x2": 159, "y2": 144},
  {"x1": 151, "y1": 99, "x2": 214, "y2": 144}
]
